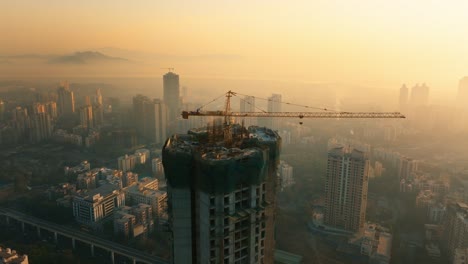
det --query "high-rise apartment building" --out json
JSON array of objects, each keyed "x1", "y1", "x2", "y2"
[
  {"x1": 240, "y1": 95, "x2": 257, "y2": 127},
  {"x1": 133, "y1": 95, "x2": 167, "y2": 144},
  {"x1": 324, "y1": 147, "x2": 369, "y2": 232},
  {"x1": 12, "y1": 107, "x2": 29, "y2": 137},
  {"x1": 80, "y1": 105, "x2": 94, "y2": 130},
  {"x1": 29, "y1": 112, "x2": 52, "y2": 143},
  {"x1": 45, "y1": 101, "x2": 57, "y2": 119},
  {"x1": 95, "y1": 88, "x2": 103, "y2": 106},
  {"x1": 163, "y1": 71, "x2": 180, "y2": 127},
  {"x1": 163, "y1": 125, "x2": 281, "y2": 264},
  {"x1": 259, "y1": 94, "x2": 282, "y2": 130},
  {"x1": 93, "y1": 88, "x2": 104, "y2": 127},
  {"x1": 444, "y1": 202, "x2": 468, "y2": 262},
  {"x1": 57, "y1": 81, "x2": 75, "y2": 116},
  {"x1": 153, "y1": 99, "x2": 167, "y2": 144},
  {"x1": 410, "y1": 83, "x2": 429, "y2": 106},
  {"x1": 398, "y1": 157, "x2": 418, "y2": 181}
]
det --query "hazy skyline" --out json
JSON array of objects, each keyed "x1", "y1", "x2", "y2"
[{"x1": 1, "y1": 1, "x2": 468, "y2": 95}]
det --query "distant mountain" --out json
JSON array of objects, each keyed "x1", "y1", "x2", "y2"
[{"x1": 48, "y1": 51, "x2": 129, "y2": 64}]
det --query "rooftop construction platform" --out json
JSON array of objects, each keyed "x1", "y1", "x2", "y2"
[{"x1": 162, "y1": 125, "x2": 281, "y2": 194}]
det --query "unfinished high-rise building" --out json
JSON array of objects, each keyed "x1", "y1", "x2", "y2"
[{"x1": 163, "y1": 124, "x2": 281, "y2": 264}]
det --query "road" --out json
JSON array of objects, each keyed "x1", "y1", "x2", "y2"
[{"x1": 0, "y1": 208, "x2": 169, "y2": 264}]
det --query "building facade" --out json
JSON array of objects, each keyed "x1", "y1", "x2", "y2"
[
  {"x1": 324, "y1": 147, "x2": 369, "y2": 232},
  {"x1": 57, "y1": 81, "x2": 75, "y2": 116},
  {"x1": 163, "y1": 71, "x2": 180, "y2": 126},
  {"x1": 72, "y1": 184, "x2": 125, "y2": 227},
  {"x1": 163, "y1": 125, "x2": 281, "y2": 264}
]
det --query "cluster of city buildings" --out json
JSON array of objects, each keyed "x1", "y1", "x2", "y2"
[
  {"x1": 0, "y1": 81, "x2": 106, "y2": 147},
  {"x1": 50, "y1": 154, "x2": 169, "y2": 240},
  {"x1": 399, "y1": 78, "x2": 468, "y2": 132}
]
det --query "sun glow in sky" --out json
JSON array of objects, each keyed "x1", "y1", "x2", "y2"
[{"x1": 1, "y1": 0, "x2": 468, "y2": 91}]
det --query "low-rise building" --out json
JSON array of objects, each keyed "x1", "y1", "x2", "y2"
[
  {"x1": 123, "y1": 179, "x2": 167, "y2": 222},
  {"x1": 64, "y1": 161, "x2": 90, "y2": 176},
  {"x1": 0, "y1": 247, "x2": 29, "y2": 264},
  {"x1": 113, "y1": 204, "x2": 154, "y2": 239},
  {"x1": 72, "y1": 184, "x2": 125, "y2": 227},
  {"x1": 350, "y1": 223, "x2": 393, "y2": 264}
]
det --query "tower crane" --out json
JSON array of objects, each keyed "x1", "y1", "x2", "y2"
[{"x1": 181, "y1": 90, "x2": 405, "y2": 145}]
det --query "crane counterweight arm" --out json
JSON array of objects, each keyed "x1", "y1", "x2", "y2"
[{"x1": 182, "y1": 111, "x2": 405, "y2": 119}]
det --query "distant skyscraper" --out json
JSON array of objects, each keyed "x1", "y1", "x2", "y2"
[
  {"x1": 29, "y1": 112, "x2": 52, "y2": 143},
  {"x1": 410, "y1": 83, "x2": 429, "y2": 106},
  {"x1": 93, "y1": 104, "x2": 104, "y2": 127},
  {"x1": 80, "y1": 105, "x2": 94, "y2": 130},
  {"x1": 163, "y1": 125, "x2": 281, "y2": 264},
  {"x1": 153, "y1": 99, "x2": 167, "y2": 144},
  {"x1": 240, "y1": 95, "x2": 257, "y2": 127},
  {"x1": 57, "y1": 81, "x2": 75, "y2": 116},
  {"x1": 12, "y1": 107, "x2": 29, "y2": 137},
  {"x1": 163, "y1": 71, "x2": 180, "y2": 126},
  {"x1": 399, "y1": 84, "x2": 408, "y2": 111},
  {"x1": 458, "y1": 77, "x2": 468, "y2": 109},
  {"x1": 398, "y1": 157, "x2": 418, "y2": 181},
  {"x1": 324, "y1": 147, "x2": 369, "y2": 232},
  {"x1": 45, "y1": 101, "x2": 57, "y2": 119},
  {"x1": 259, "y1": 93, "x2": 282, "y2": 130},
  {"x1": 95, "y1": 88, "x2": 103, "y2": 106},
  {"x1": 133, "y1": 95, "x2": 167, "y2": 144},
  {"x1": 268, "y1": 94, "x2": 282, "y2": 130}
]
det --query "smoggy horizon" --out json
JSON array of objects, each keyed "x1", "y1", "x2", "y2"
[{"x1": 1, "y1": 1, "x2": 468, "y2": 98}]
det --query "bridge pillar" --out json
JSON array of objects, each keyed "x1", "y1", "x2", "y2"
[
  {"x1": 37, "y1": 226, "x2": 41, "y2": 237},
  {"x1": 5, "y1": 216, "x2": 9, "y2": 225},
  {"x1": 132, "y1": 258, "x2": 136, "y2": 264},
  {"x1": 54, "y1": 232, "x2": 58, "y2": 243},
  {"x1": 110, "y1": 251, "x2": 115, "y2": 264},
  {"x1": 90, "y1": 244, "x2": 94, "y2": 257},
  {"x1": 21, "y1": 222, "x2": 25, "y2": 232},
  {"x1": 72, "y1": 238, "x2": 76, "y2": 249}
]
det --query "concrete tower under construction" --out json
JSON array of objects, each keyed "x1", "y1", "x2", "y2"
[{"x1": 163, "y1": 124, "x2": 281, "y2": 264}]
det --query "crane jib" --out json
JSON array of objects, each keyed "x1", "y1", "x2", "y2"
[{"x1": 181, "y1": 111, "x2": 405, "y2": 119}]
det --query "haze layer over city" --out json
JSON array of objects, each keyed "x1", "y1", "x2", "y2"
[{"x1": 1, "y1": 1, "x2": 467, "y2": 264}]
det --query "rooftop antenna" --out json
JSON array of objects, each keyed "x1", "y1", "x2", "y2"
[{"x1": 161, "y1": 67, "x2": 175, "y2": 72}]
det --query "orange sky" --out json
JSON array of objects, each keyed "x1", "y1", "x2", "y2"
[{"x1": 1, "y1": 1, "x2": 468, "y2": 93}]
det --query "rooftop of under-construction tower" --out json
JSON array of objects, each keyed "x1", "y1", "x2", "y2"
[{"x1": 162, "y1": 122, "x2": 281, "y2": 194}]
